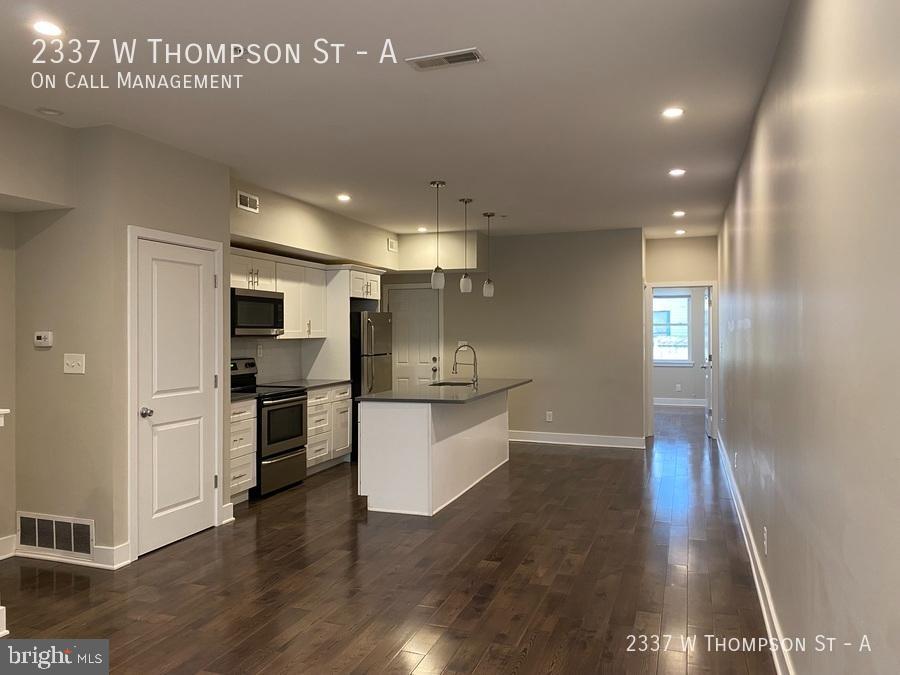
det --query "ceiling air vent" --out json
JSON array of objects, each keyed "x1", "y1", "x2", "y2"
[
  {"x1": 406, "y1": 48, "x2": 484, "y2": 71},
  {"x1": 237, "y1": 190, "x2": 260, "y2": 213}
]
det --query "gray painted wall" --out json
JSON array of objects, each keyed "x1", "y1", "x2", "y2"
[
  {"x1": 389, "y1": 228, "x2": 645, "y2": 439},
  {"x1": 0, "y1": 214, "x2": 15, "y2": 540},
  {"x1": 11, "y1": 119, "x2": 231, "y2": 548},
  {"x1": 645, "y1": 236, "x2": 718, "y2": 284},
  {"x1": 719, "y1": 1, "x2": 900, "y2": 671}
]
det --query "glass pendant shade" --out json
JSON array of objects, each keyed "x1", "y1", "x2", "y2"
[
  {"x1": 483, "y1": 278, "x2": 495, "y2": 298},
  {"x1": 460, "y1": 273, "x2": 472, "y2": 293},
  {"x1": 431, "y1": 266, "x2": 445, "y2": 290}
]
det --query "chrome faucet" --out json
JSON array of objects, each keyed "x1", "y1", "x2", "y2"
[{"x1": 451, "y1": 344, "x2": 478, "y2": 386}]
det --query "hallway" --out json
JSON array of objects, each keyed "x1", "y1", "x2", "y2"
[{"x1": 0, "y1": 407, "x2": 773, "y2": 673}]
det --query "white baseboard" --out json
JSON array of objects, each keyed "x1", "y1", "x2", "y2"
[
  {"x1": 653, "y1": 397, "x2": 706, "y2": 407},
  {"x1": 217, "y1": 502, "x2": 235, "y2": 526},
  {"x1": 717, "y1": 434, "x2": 794, "y2": 675},
  {"x1": 0, "y1": 605, "x2": 7, "y2": 638},
  {"x1": 0, "y1": 533, "x2": 15, "y2": 561},
  {"x1": 15, "y1": 541, "x2": 131, "y2": 571},
  {"x1": 509, "y1": 430, "x2": 645, "y2": 449}
]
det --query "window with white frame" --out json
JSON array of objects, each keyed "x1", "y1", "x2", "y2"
[{"x1": 653, "y1": 294, "x2": 691, "y2": 363}]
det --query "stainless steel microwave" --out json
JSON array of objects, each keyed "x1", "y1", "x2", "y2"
[{"x1": 231, "y1": 288, "x2": 285, "y2": 336}]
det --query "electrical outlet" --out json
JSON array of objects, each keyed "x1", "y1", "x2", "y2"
[
  {"x1": 545, "y1": 410, "x2": 553, "y2": 423},
  {"x1": 675, "y1": 383, "x2": 682, "y2": 392},
  {"x1": 256, "y1": 343, "x2": 263, "y2": 359},
  {"x1": 734, "y1": 451, "x2": 738, "y2": 470},
  {"x1": 763, "y1": 526, "x2": 768, "y2": 556},
  {"x1": 64, "y1": 353, "x2": 85, "y2": 374}
]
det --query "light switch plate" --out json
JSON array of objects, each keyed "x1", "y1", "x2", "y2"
[{"x1": 64, "y1": 353, "x2": 85, "y2": 374}]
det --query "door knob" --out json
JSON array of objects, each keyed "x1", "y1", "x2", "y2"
[{"x1": 140, "y1": 407, "x2": 154, "y2": 418}]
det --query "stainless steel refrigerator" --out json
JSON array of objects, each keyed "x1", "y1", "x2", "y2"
[{"x1": 350, "y1": 311, "x2": 392, "y2": 458}]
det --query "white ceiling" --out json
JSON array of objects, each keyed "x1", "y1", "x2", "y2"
[{"x1": 0, "y1": 1, "x2": 788, "y2": 237}]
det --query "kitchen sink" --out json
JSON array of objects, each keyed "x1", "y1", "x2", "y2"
[{"x1": 430, "y1": 380, "x2": 474, "y2": 387}]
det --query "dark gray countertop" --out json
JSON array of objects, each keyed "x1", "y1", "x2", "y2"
[
  {"x1": 230, "y1": 391, "x2": 258, "y2": 403},
  {"x1": 262, "y1": 378, "x2": 351, "y2": 390},
  {"x1": 356, "y1": 378, "x2": 532, "y2": 404}
]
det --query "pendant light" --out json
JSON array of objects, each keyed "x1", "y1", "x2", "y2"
[
  {"x1": 430, "y1": 180, "x2": 446, "y2": 290},
  {"x1": 482, "y1": 211, "x2": 495, "y2": 298},
  {"x1": 459, "y1": 198, "x2": 473, "y2": 293}
]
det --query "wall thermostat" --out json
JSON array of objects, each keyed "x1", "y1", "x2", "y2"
[{"x1": 34, "y1": 331, "x2": 54, "y2": 348}]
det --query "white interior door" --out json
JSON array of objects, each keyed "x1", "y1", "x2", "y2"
[
  {"x1": 703, "y1": 286, "x2": 714, "y2": 438},
  {"x1": 137, "y1": 239, "x2": 217, "y2": 555},
  {"x1": 387, "y1": 287, "x2": 440, "y2": 392}
]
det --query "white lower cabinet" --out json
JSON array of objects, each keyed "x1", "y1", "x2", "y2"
[
  {"x1": 230, "y1": 399, "x2": 258, "y2": 498},
  {"x1": 332, "y1": 400, "x2": 351, "y2": 458},
  {"x1": 307, "y1": 383, "x2": 352, "y2": 470}
]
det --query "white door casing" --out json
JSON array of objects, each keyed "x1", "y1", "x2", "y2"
[
  {"x1": 136, "y1": 238, "x2": 217, "y2": 555},
  {"x1": 386, "y1": 287, "x2": 441, "y2": 393},
  {"x1": 703, "y1": 287, "x2": 714, "y2": 438}
]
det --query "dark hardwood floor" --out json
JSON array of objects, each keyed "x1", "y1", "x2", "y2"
[{"x1": 0, "y1": 407, "x2": 773, "y2": 674}]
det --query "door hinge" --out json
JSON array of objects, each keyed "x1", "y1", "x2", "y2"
[
  {"x1": 214, "y1": 474, "x2": 218, "y2": 488},
  {"x1": 214, "y1": 274, "x2": 218, "y2": 288},
  {"x1": 214, "y1": 374, "x2": 219, "y2": 388}
]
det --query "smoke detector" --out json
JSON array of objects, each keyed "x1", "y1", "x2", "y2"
[{"x1": 406, "y1": 48, "x2": 484, "y2": 71}]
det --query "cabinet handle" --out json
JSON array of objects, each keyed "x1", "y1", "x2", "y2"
[
  {"x1": 254, "y1": 269, "x2": 260, "y2": 287},
  {"x1": 232, "y1": 473, "x2": 247, "y2": 481},
  {"x1": 247, "y1": 268, "x2": 252, "y2": 288},
  {"x1": 307, "y1": 319, "x2": 311, "y2": 335}
]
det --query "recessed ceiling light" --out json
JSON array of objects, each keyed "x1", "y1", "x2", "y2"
[
  {"x1": 417, "y1": 226, "x2": 428, "y2": 233},
  {"x1": 662, "y1": 107, "x2": 684, "y2": 119},
  {"x1": 668, "y1": 168, "x2": 686, "y2": 177},
  {"x1": 675, "y1": 229, "x2": 686, "y2": 236},
  {"x1": 36, "y1": 107, "x2": 63, "y2": 116},
  {"x1": 33, "y1": 20, "x2": 62, "y2": 36},
  {"x1": 336, "y1": 193, "x2": 351, "y2": 202},
  {"x1": 672, "y1": 210, "x2": 686, "y2": 218}
]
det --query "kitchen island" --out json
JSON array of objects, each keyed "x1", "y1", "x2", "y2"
[{"x1": 356, "y1": 378, "x2": 531, "y2": 516}]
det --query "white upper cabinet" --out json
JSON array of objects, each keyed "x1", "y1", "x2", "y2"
[
  {"x1": 276, "y1": 262, "x2": 306, "y2": 339},
  {"x1": 275, "y1": 262, "x2": 327, "y2": 340},
  {"x1": 366, "y1": 273, "x2": 381, "y2": 300},
  {"x1": 230, "y1": 254, "x2": 276, "y2": 291},
  {"x1": 302, "y1": 267, "x2": 327, "y2": 338},
  {"x1": 350, "y1": 271, "x2": 368, "y2": 298},
  {"x1": 230, "y1": 254, "x2": 256, "y2": 289},
  {"x1": 350, "y1": 270, "x2": 381, "y2": 299},
  {"x1": 254, "y1": 260, "x2": 277, "y2": 291}
]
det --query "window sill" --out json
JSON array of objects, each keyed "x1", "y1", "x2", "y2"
[{"x1": 653, "y1": 361, "x2": 695, "y2": 368}]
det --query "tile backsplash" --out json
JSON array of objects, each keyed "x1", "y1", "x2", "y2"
[{"x1": 232, "y1": 338, "x2": 303, "y2": 382}]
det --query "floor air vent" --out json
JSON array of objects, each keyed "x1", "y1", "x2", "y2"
[
  {"x1": 17, "y1": 512, "x2": 94, "y2": 559},
  {"x1": 406, "y1": 48, "x2": 484, "y2": 71}
]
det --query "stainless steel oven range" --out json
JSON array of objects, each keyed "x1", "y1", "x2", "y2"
[{"x1": 231, "y1": 358, "x2": 307, "y2": 496}]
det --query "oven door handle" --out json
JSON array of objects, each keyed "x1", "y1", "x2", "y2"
[
  {"x1": 261, "y1": 395, "x2": 308, "y2": 406},
  {"x1": 261, "y1": 449, "x2": 306, "y2": 465}
]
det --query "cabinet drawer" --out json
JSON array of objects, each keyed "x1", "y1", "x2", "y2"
[
  {"x1": 230, "y1": 453, "x2": 257, "y2": 495},
  {"x1": 307, "y1": 387, "x2": 332, "y2": 406},
  {"x1": 307, "y1": 403, "x2": 331, "y2": 435},
  {"x1": 229, "y1": 419, "x2": 255, "y2": 459},
  {"x1": 307, "y1": 433, "x2": 332, "y2": 467},
  {"x1": 230, "y1": 399, "x2": 256, "y2": 422},
  {"x1": 331, "y1": 383, "x2": 351, "y2": 401}
]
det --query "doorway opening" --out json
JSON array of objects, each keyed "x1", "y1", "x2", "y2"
[{"x1": 644, "y1": 282, "x2": 717, "y2": 439}]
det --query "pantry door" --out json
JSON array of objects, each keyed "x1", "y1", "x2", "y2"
[{"x1": 136, "y1": 237, "x2": 218, "y2": 556}]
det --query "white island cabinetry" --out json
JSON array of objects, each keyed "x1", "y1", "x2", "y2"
[{"x1": 357, "y1": 379, "x2": 531, "y2": 516}]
